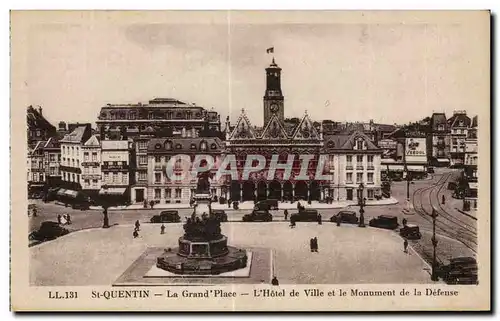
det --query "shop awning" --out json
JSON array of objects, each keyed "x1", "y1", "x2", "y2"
[
  {"x1": 99, "y1": 187, "x2": 127, "y2": 195},
  {"x1": 407, "y1": 165, "x2": 426, "y2": 172},
  {"x1": 385, "y1": 165, "x2": 405, "y2": 171},
  {"x1": 437, "y1": 158, "x2": 450, "y2": 162}
]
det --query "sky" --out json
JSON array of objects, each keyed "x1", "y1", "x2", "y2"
[{"x1": 13, "y1": 11, "x2": 489, "y2": 128}]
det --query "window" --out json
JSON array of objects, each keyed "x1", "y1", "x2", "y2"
[
  {"x1": 93, "y1": 166, "x2": 98, "y2": 174},
  {"x1": 84, "y1": 152, "x2": 89, "y2": 161},
  {"x1": 138, "y1": 141, "x2": 147, "y2": 149},
  {"x1": 113, "y1": 173, "x2": 118, "y2": 183},
  {"x1": 155, "y1": 173, "x2": 161, "y2": 183},
  {"x1": 438, "y1": 124, "x2": 444, "y2": 131},
  {"x1": 165, "y1": 188, "x2": 172, "y2": 198},
  {"x1": 71, "y1": 146, "x2": 74, "y2": 156},
  {"x1": 92, "y1": 179, "x2": 98, "y2": 187},
  {"x1": 346, "y1": 172, "x2": 353, "y2": 183},
  {"x1": 72, "y1": 159, "x2": 75, "y2": 167},
  {"x1": 84, "y1": 167, "x2": 89, "y2": 174},
  {"x1": 175, "y1": 188, "x2": 182, "y2": 198},
  {"x1": 357, "y1": 155, "x2": 363, "y2": 163},
  {"x1": 49, "y1": 154, "x2": 55, "y2": 162},
  {"x1": 356, "y1": 173, "x2": 363, "y2": 183},
  {"x1": 155, "y1": 156, "x2": 161, "y2": 163},
  {"x1": 77, "y1": 160, "x2": 80, "y2": 167},
  {"x1": 92, "y1": 152, "x2": 98, "y2": 162},
  {"x1": 72, "y1": 173, "x2": 75, "y2": 182},
  {"x1": 58, "y1": 154, "x2": 61, "y2": 162},
  {"x1": 84, "y1": 179, "x2": 90, "y2": 187},
  {"x1": 139, "y1": 155, "x2": 148, "y2": 165},
  {"x1": 154, "y1": 189, "x2": 161, "y2": 199},
  {"x1": 76, "y1": 147, "x2": 79, "y2": 156},
  {"x1": 138, "y1": 171, "x2": 147, "y2": 181},
  {"x1": 367, "y1": 190, "x2": 374, "y2": 199},
  {"x1": 346, "y1": 155, "x2": 352, "y2": 164},
  {"x1": 356, "y1": 140, "x2": 363, "y2": 150},
  {"x1": 367, "y1": 173, "x2": 374, "y2": 183}
]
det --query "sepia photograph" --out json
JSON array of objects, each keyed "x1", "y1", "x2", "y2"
[{"x1": 10, "y1": 10, "x2": 490, "y2": 311}]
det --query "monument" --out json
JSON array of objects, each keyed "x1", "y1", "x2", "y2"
[{"x1": 156, "y1": 172, "x2": 248, "y2": 275}]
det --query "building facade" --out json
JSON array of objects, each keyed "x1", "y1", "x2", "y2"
[
  {"x1": 96, "y1": 98, "x2": 222, "y2": 141},
  {"x1": 224, "y1": 58, "x2": 382, "y2": 202},
  {"x1": 43, "y1": 137, "x2": 62, "y2": 188},
  {"x1": 448, "y1": 111, "x2": 471, "y2": 167},
  {"x1": 464, "y1": 116, "x2": 478, "y2": 208},
  {"x1": 428, "y1": 112, "x2": 451, "y2": 167},
  {"x1": 60, "y1": 124, "x2": 93, "y2": 192},
  {"x1": 27, "y1": 105, "x2": 57, "y2": 151},
  {"x1": 142, "y1": 137, "x2": 223, "y2": 204},
  {"x1": 99, "y1": 140, "x2": 132, "y2": 202},
  {"x1": 81, "y1": 135, "x2": 102, "y2": 198},
  {"x1": 27, "y1": 140, "x2": 46, "y2": 195}
]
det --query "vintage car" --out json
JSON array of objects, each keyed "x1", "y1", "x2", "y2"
[
  {"x1": 29, "y1": 221, "x2": 69, "y2": 241},
  {"x1": 439, "y1": 257, "x2": 478, "y2": 285},
  {"x1": 242, "y1": 210, "x2": 273, "y2": 222},
  {"x1": 291, "y1": 209, "x2": 320, "y2": 222},
  {"x1": 254, "y1": 199, "x2": 279, "y2": 211},
  {"x1": 330, "y1": 210, "x2": 359, "y2": 224},
  {"x1": 150, "y1": 210, "x2": 181, "y2": 223},
  {"x1": 368, "y1": 215, "x2": 399, "y2": 230},
  {"x1": 212, "y1": 209, "x2": 228, "y2": 222},
  {"x1": 399, "y1": 224, "x2": 422, "y2": 240},
  {"x1": 71, "y1": 201, "x2": 91, "y2": 210},
  {"x1": 427, "y1": 166, "x2": 435, "y2": 174}
]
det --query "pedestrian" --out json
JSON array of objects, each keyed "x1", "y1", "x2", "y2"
[
  {"x1": 442, "y1": 195, "x2": 445, "y2": 205},
  {"x1": 227, "y1": 199, "x2": 231, "y2": 208},
  {"x1": 314, "y1": 237, "x2": 319, "y2": 252},
  {"x1": 290, "y1": 216, "x2": 296, "y2": 228},
  {"x1": 32, "y1": 207, "x2": 37, "y2": 217},
  {"x1": 160, "y1": 224, "x2": 165, "y2": 235},
  {"x1": 402, "y1": 218, "x2": 408, "y2": 227},
  {"x1": 133, "y1": 229, "x2": 139, "y2": 238},
  {"x1": 135, "y1": 220, "x2": 141, "y2": 231},
  {"x1": 309, "y1": 238, "x2": 314, "y2": 252},
  {"x1": 403, "y1": 239, "x2": 409, "y2": 254},
  {"x1": 284, "y1": 209, "x2": 288, "y2": 221},
  {"x1": 297, "y1": 202, "x2": 301, "y2": 210},
  {"x1": 66, "y1": 213, "x2": 71, "y2": 225},
  {"x1": 336, "y1": 218, "x2": 341, "y2": 227},
  {"x1": 150, "y1": 200, "x2": 155, "y2": 209},
  {"x1": 271, "y1": 276, "x2": 279, "y2": 286},
  {"x1": 317, "y1": 213, "x2": 322, "y2": 225}
]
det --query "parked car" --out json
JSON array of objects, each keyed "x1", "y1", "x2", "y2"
[
  {"x1": 150, "y1": 210, "x2": 181, "y2": 223},
  {"x1": 291, "y1": 209, "x2": 320, "y2": 222},
  {"x1": 212, "y1": 209, "x2": 228, "y2": 222},
  {"x1": 330, "y1": 210, "x2": 359, "y2": 224},
  {"x1": 439, "y1": 257, "x2": 478, "y2": 285},
  {"x1": 254, "y1": 199, "x2": 279, "y2": 211},
  {"x1": 399, "y1": 224, "x2": 422, "y2": 240},
  {"x1": 29, "y1": 221, "x2": 69, "y2": 241},
  {"x1": 242, "y1": 210, "x2": 273, "y2": 222},
  {"x1": 369, "y1": 215, "x2": 399, "y2": 230},
  {"x1": 71, "y1": 201, "x2": 90, "y2": 210},
  {"x1": 427, "y1": 166, "x2": 435, "y2": 174}
]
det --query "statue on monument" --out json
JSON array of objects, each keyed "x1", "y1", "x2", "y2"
[{"x1": 196, "y1": 171, "x2": 211, "y2": 194}]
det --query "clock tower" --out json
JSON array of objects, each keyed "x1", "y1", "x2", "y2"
[{"x1": 263, "y1": 58, "x2": 284, "y2": 125}]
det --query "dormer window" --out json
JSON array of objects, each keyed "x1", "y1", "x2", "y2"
[
  {"x1": 165, "y1": 141, "x2": 172, "y2": 150},
  {"x1": 438, "y1": 124, "x2": 444, "y2": 131},
  {"x1": 327, "y1": 141, "x2": 335, "y2": 148},
  {"x1": 356, "y1": 139, "x2": 364, "y2": 150},
  {"x1": 211, "y1": 143, "x2": 217, "y2": 150},
  {"x1": 176, "y1": 143, "x2": 182, "y2": 150},
  {"x1": 155, "y1": 143, "x2": 162, "y2": 149},
  {"x1": 200, "y1": 142, "x2": 207, "y2": 151},
  {"x1": 190, "y1": 144, "x2": 197, "y2": 150}
]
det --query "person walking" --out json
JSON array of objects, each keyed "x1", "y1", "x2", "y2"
[
  {"x1": 403, "y1": 239, "x2": 409, "y2": 254},
  {"x1": 32, "y1": 207, "x2": 37, "y2": 217},
  {"x1": 160, "y1": 224, "x2": 165, "y2": 235},
  {"x1": 402, "y1": 218, "x2": 408, "y2": 227},
  {"x1": 442, "y1": 195, "x2": 446, "y2": 205},
  {"x1": 135, "y1": 220, "x2": 141, "y2": 231},
  {"x1": 309, "y1": 238, "x2": 314, "y2": 252},
  {"x1": 284, "y1": 209, "x2": 288, "y2": 221},
  {"x1": 66, "y1": 213, "x2": 71, "y2": 225},
  {"x1": 317, "y1": 213, "x2": 322, "y2": 225},
  {"x1": 57, "y1": 214, "x2": 62, "y2": 225},
  {"x1": 314, "y1": 237, "x2": 319, "y2": 252},
  {"x1": 133, "y1": 229, "x2": 139, "y2": 239}
]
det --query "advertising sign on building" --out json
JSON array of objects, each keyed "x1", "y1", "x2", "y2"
[
  {"x1": 405, "y1": 137, "x2": 427, "y2": 163},
  {"x1": 378, "y1": 139, "x2": 398, "y2": 159}
]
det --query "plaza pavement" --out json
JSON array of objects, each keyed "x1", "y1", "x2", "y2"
[{"x1": 30, "y1": 222, "x2": 432, "y2": 286}]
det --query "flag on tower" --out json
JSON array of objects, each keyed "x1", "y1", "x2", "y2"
[{"x1": 266, "y1": 47, "x2": 274, "y2": 54}]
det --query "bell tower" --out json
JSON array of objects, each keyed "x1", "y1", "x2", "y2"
[{"x1": 263, "y1": 58, "x2": 284, "y2": 125}]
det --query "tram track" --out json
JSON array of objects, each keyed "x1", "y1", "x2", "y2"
[{"x1": 411, "y1": 172, "x2": 477, "y2": 254}]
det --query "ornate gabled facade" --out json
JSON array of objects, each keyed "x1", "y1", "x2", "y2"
[{"x1": 224, "y1": 58, "x2": 382, "y2": 202}]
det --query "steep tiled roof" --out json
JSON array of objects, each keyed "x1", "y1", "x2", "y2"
[
  {"x1": 448, "y1": 113, "x2": 471, "y2": 128},
  {"x1": 324, "y1": 131, "x2": 380, "y2": 151},
  {"x1": 431, "y1": 113, "x2": 448, "y2": 131},
  {"x1": 471, "y1": 115, "x2": 478, "y2": 128},
  {"x1": 43, "y1": 137, "x2": 60, "y2": 150},
  {"x1": 61, "y1": 126, "x2": 88, "y2": 143},
  {"x1": 83, "y1": 135, "x2": 100, "y2": 147},
  {"x1": 27, "y1": 106, "x2": 56, "y2": 131}
]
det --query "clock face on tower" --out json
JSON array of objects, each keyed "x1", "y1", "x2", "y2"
[{"x1": 270, "y1": 103, "x2": 279, "y2": 113}]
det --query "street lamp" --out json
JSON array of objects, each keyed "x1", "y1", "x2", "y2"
[
  {"x1": 102, "y1": 185, "x2": 110, "y2": 228},
  {"x1": 431, "y1": 208, "x2": 439, "y2": 281},
  {"x1": 357, "y1": 183, "x2": 366, "y2": 228}
]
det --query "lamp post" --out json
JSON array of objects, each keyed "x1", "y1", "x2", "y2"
[
  {"x1": 357, "y1": 183, "x2": 366, "y2": 228},
  {"x1": 431, "y1": 208, "x2": 439, "y2": 281},
  {"x1": 102, "y1": 185, "x2": 110, "y2": 228}
]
